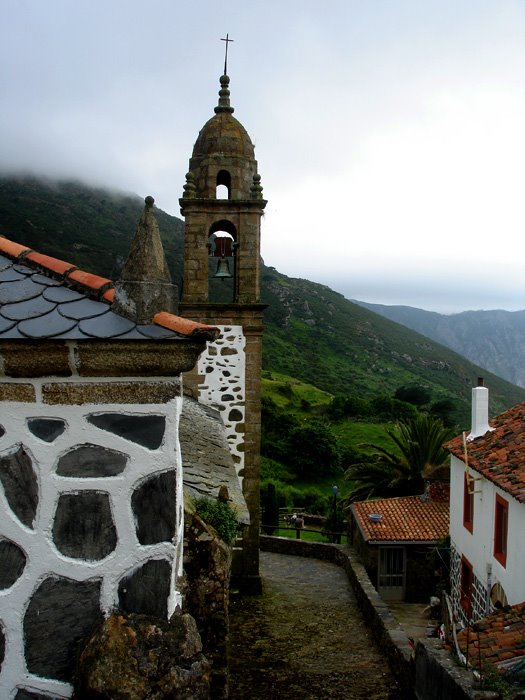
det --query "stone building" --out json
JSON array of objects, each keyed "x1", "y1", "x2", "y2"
[
  {"x1": 179, "y1": 70, "x2": 267, "y2": 593},
  {"x1": 0, "y1": 197, "x2": 246, "y2": 698},
  {"x1": 348, "y1": 484, "x2": 449, "y2": 602}
]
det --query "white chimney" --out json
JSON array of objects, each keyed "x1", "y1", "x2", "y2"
[{"x1": 468, "y1": 377, "x2": 493, "y2": 441}]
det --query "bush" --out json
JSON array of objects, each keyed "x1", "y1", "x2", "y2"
[
  {"x1": 371, "y1": 395, "x2": 418, "y2": 421},
  {"x1": 286, "y1": 418, "x2": 341, "y2": 478},
  {"x1": 394, "y1": 384, "x2": 431, "y2": 407},
  {"x1": 261, "y1": 482, "x2": 279, "y2": 535},
  {"x1": 194, "y1": 498, "x2": 239, "y2": 545},
  {"x1": 328, "y1": 395, "x2": 371, "y2": 420}
]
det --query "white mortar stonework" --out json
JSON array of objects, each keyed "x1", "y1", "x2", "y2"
[
  {"x1": 196, "y1": 326, "x2": 246, "y2": 477},
  {"x1": 0, "y1": 378, "x2": 184, "y2": 700}
]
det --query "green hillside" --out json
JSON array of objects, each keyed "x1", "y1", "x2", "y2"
[{"x1": 2, "y1": 174, "x2": 524, "y2": 424}]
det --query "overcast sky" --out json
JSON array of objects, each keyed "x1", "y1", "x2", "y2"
[{"x1": 2, "y1": 0, "x2": 524, "y2": 313}]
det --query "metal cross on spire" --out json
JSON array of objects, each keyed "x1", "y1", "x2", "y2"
[{"x1": 221, "y1": 33, "x2": 234, "y2": 75}]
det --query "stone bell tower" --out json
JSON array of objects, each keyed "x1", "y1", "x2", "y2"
[{"x1": 179, "y1": 68, "x2": 266, "y2": 593}]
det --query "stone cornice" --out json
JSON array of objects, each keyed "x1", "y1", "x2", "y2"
[{"x1": 0, "y1": 339, "x2": 208, "y2": 378}]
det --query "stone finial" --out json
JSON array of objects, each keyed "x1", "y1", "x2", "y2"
[
  {"x1": 250, "y1": 173, "x2": 263, "y2": 199},
  {"x1": 182, "y1": 172, "x2": 197, "y2": 199},
  {"x1": 214, "y1": 74, "x2": 234, "y2": 114},
  {"x1": 112, "y1": 196, "x2": 178, "y2": 323}
]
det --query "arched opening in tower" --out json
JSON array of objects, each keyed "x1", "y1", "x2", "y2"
[
  {"x1": 208, "y1": 220, "x2": 236, "y2": 302},
  {"x1": 216, "y1": 170, "x2": 231, "y2": 199}
]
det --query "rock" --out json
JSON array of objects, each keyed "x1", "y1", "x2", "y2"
[{"x1": 74, "y1": 611, "x2": 210, "y2": 699}]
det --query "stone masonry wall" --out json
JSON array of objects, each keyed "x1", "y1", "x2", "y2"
[
  {"x1": 195, "y1": 325, "x2": 246, "y2": 478},
  {"x1": 181, "y1": 305, "x2": 265, "y2": 590},
  {"x1": 0, "y1": 378, "x2": 184, "y2": 699},
  {"x1": 184, "y1": 507, "x2": 232, "y2": 699}
]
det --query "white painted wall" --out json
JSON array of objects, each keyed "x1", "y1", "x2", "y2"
[
  {"x1": 0, "y1": 377, "x2": 184, "y2": 700},
  {"x1": 450, "y1": 454, "x2": 525, "y2": 610}
]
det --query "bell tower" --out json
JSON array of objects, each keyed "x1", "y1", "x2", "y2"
[{"x1": 179, "y1": 66, "x2": 266, "y2": 593}]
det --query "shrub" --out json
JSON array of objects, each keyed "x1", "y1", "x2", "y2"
[
  {"x1": 261, "y1": 482, "x2": 279, "y2": 535},
  {"x1": 194, "y1": 498, "x2": 239, "y2": 545},
  {"x1": 395, "y1": 384, "x2": 431, "y2": 407}
]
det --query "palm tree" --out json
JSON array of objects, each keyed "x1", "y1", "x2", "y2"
[{"x1": 344, "y1": 413, "x2": 454, "y2": 502}]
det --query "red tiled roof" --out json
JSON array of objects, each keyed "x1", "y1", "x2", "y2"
[
  {"x1": 445, "y1": 403, "x2": 525, "y2": 502},
  {"x1": 0, "y1": 235, "x2": 218, "y2": 340},
  {"x1": 350, "y1": 494, "x2": 449, "y2": 543},
  {"x1": 457, "y1": 602, "x2": 525, "y2": 669}
]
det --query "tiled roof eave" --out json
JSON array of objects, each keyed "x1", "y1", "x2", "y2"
[
  {"x1": 449, "y1": 451, "x2": 525, "y2": 502},
  {"x1": 366, "y1": 538, "x2": 443, "y2": 545},
  {"x1": 0, "y1": 236, "x2": 219, "y2": 343}
]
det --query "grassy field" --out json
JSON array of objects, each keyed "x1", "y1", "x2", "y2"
[
  {"x1": 332, "y1": 420, "x2": 394, "y2": 457},
  {"x1": 261, "y1": 371, "x2": 332, "y2": 412}
]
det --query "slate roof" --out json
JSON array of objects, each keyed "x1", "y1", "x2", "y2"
[
  {"x1": 0, "y1": 236, "x2": 217, "y2": 341},
  {"x1": 457, "y1": 602, "x2": 525, "y2": 670},
  {"x1": 445, "y1": 402, "x2": 525, "y2": 503},
  {"x1": 180, "y1": 397, "x2": 249, "y2": 525},
  {"x1": 350, "y1": 494, "x2": 449, "y2": 544}
]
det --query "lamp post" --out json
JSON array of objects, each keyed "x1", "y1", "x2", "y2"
[{"x1": 332, "y1": 484, "x2": 340, "y2": 543}]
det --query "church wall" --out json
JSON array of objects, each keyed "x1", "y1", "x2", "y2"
[
  {"x1": 195, "y1": 325, "x2": 246, "y2": 476},
  {"x1": 0, "y1": 376, "x2": 184, "y2": 700}
]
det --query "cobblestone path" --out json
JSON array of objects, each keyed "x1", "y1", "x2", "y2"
[{"x1": 229, "y1": 551, "x2": 408, "y2": 699}]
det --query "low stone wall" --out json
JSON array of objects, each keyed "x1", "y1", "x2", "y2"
[
  {"x1": 260, "y1": 536, "x2": 497, "y2": 700},
  {"x1": 184, "y1": 509, "x2": 232, "y2": 700},
  {"x1": 414, "y1": 640, "x2": 483, "y2": 700}
]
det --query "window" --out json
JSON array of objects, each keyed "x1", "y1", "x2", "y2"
[
  {"x1": 460, "y1": 556, "x2": 473, "y2": 617},
  {"x1": 463, "y1": 473, "x2": 474, "y2": 533},
  {"x1": 494, "y1": 494, "x2": 509, "y2": 567}
]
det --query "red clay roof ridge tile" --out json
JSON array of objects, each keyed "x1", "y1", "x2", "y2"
[
  {"x1": 0, "y1": 234, "x2": 113, "y2": 301},
  {"x1": 24, "y1": 251, "x2": 78, "y2": 277},
  {"x1": 153, "y1": 311, "x2": 220, "y2": 339},
  {"x1": 0, "y1": 235, "x2": 32, "y2": 259}
]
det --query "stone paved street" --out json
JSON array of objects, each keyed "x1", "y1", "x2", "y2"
[{"x1": 229, "y1": 551, "x2": 408, "y2": 699}]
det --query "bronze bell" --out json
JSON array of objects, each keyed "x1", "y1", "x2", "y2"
[{"x1": 214, "y1": 257, "x2": 233, "y2": 279}]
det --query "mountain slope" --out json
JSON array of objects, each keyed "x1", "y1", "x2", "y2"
[
  {"x1": 2, "y1": 175, "x2": 524, "y2": 424},
  {"x1": 355, "y1": 300, "x2": 525, "y2": 389}
]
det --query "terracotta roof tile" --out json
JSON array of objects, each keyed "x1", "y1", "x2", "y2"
[
  {"x1": 445, "y1": 403, "x2": 525, "y2": 502},
  {"x1": 25, "y1": 251, "x2": 77, "y2": 276},
  {"x1": 102, "y1": 288, "x2": 115, "y2": 303},
  {"x1": 66, "y1": 269, "x2": 112, "y2": 292},
  {"x1": 350, "y1": 494, "x2": 449, "y2": 543},
  {"x1": 0, "y1": 237, "x2": 31, "y2": 258},
  {"x1": 457, "y1": 602, "x2": 525, "y2": 669},
  {"x1": 153, "y1": 311, "x2": 220, "y2": 338}
]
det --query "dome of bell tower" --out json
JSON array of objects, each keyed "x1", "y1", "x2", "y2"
[
  {"x1": 192, "y1": 75, "x2": 255, "y2": 160},
  {"x1": 187, "y1": 74, "x2": 257, "y2": 199}
]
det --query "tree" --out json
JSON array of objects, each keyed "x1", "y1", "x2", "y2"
[
  {"x1": 430, "y1": 399, "x2": 458, "y2": 428},
  {"x1": 394, "y1": 384, "x2": 431, "y2": 407},
  {"x1": 344, "y1": 414, "x2": 454, "y2": 502},
  {"x1": 287, "y1": 418, "x2": 341, "y2": 478}
]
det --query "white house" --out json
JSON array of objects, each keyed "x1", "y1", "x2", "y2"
[{"x1": 446, "y1": 379, "x2": 525, "y2": 625}]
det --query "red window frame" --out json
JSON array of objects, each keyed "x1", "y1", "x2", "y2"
[
  {"x1": 460, "y1": 555, "x2": 473, "y2": 617},
  {"x1": 494, "y1": 494, "x2": 509, "y2": 567},
  {"x1": 463, "y1": 473, "x2": 474, "y2": 533}
]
